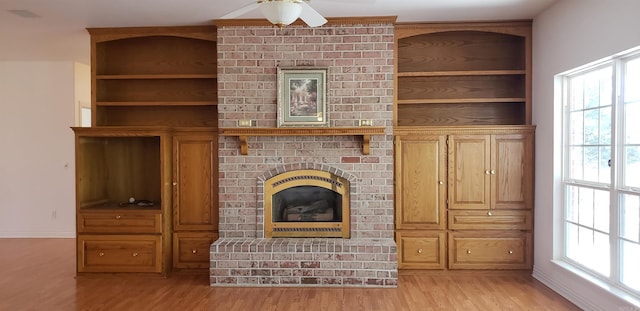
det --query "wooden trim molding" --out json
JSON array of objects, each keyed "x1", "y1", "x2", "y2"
[
  {"x1": 393, "y1": 125, "x2": 536, "y2": 136},
  {"x1": 87, "y1": 26, "x2": 217, "y2": 42},
  {"x1": 220, "y1": 127, "x2": 386, "y2": 155},
  {"x1": 214, "y1": 16, "x2": 397, "y2": 27}
]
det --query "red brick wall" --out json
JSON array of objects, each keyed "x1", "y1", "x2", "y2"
[{"x1": 217, "y1": 21, "x2": 395, "y2": 240}]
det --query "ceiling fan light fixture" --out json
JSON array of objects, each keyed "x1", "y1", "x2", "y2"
[{"x1": 259, "y1": 0, "x2": 303, "y2": 28}]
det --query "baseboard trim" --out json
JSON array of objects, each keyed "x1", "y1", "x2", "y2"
[
  {"x1": 0, "y1": 232, "x2": 75, "y2": 238},
  {"x1": 533, "y1": 261, "x2": 640, "y2": 311}
]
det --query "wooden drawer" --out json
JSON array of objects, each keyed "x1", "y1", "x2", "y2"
[
  {"x1": 173, "y1": 232, "x2": 218, "y2": 269},
  {"x1": 78, "y1": 211, "x2": 162, "y2": 234},
  {"x1": 396, "y1": 231, "x2": 446, "y2": 269},
  {"x1": 448, "y1": 210, "x2": 532, "y2": 230},
  {"x1": 448, "y1": 232, "x2": 531, "y2": 269},
  {"x1": 77, "y1": 235, "x2": 162, "y2": 273}
]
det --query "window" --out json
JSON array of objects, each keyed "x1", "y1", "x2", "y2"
[{"x1": 562, "y1": 50, "x2": 640, "y2": 297}]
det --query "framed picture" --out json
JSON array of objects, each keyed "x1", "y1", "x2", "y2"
[{"x1": 277, "y1": 67, "x2": 328, "y2": 127}]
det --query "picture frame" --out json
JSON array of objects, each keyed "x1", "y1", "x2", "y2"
[{"x1": 277, "y1": 67, "x2": 328, "y2": 127}]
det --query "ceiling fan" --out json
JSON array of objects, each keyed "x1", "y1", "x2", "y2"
[{"x1": 220, "y1": 0, "x2": 328, "y2": 28}]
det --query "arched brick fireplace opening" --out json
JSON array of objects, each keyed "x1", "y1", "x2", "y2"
[{"x1": 264, "y1": 169, "x2": 350, "y2": 238}]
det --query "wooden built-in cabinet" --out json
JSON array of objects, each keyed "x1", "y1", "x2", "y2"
[
  {"x1": 74, "y1": 127, "x2": 172, "y2": 274},
  {"x1": 395, "y1": 127, "x2": 534, "y2": 270},
  {"x1": 74, "y1": 26, "x2": 218, "y2": 276},
  {"x1": 394, "y1": 21, "x2": 534, "y2": 270}
]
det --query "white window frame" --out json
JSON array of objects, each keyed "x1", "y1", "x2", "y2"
[{"x1": 560, "y1": 48, "x2": 640, "y2": 300}]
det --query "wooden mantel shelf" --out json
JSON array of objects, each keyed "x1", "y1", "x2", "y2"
[{"x1": 220, "y1": 127, "x2": 386, "y2": 155}]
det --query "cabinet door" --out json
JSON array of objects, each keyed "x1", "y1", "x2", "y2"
[
  {"x1": 448, "y1": 135, "x2": 491, "y2": 210},
  {"x1": 173, "y1": 134, "x2": 218, "y2": 231},
  {"x1": 492, "y1": 133, "x2": 533, "y2": 210},
  {"x1": 395, "y1": 135, "x2": 447, "y2": 230}
]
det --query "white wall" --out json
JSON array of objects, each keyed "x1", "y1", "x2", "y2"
[
  {"x1": 533, "y1": 0, "x2": 640, "y2": 310},
  {"x1": 0, "y1": 61, "x2": 77, "y2": 237},
  {"x1": 74, "y1": 63, "x2": 91, "y2": 127}
]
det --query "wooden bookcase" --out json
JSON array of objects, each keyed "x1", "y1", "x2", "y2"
[
  {"x1": 74, "y1": 26, "x2": 218, "y2": 275},
  {"x1": 89, "y1": 26, "x2": 218, "y2": 127},
  {"x1": 393, "y1": 21, "x2": 535, "y2": 270},
  {"x1": 395, "y1": 21, "x2": 531, "y2": 126}
]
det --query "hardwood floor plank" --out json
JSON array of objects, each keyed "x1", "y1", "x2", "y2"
[{"x1": 0, "y1": 239, "x2": 580, "y2": 310}]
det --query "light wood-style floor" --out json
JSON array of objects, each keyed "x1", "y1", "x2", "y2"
[{"x1": 0, "y1": 238, "x2": 580, "y2": 310}]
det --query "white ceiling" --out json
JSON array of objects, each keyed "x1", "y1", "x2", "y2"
[{"x1": 0, "y1": 0, "x2": 558, "y2": 63}]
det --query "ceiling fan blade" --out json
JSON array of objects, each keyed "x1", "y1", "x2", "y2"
[
  {"x1": 220, "y1": 2, "x2": 260, "y2": 19},
  {"x1": 299, "y1": 1, "x2": 327, "y2": 27}
]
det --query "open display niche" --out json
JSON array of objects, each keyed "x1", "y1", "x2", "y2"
[{"x1": 76, "y1": 135, "x2": 162, "y2": 210}]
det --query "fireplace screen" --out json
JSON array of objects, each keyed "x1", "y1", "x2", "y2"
[
  {"x1": 272, "y1": 186, "x2": 342, "y2": 222},
  {"x1": 264, "y1": 169, "x2": 350, "y2": 238}
]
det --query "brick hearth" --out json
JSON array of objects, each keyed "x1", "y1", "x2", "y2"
[{"x1": 211, "y1": 18, "x2": 397, "y2": 287}]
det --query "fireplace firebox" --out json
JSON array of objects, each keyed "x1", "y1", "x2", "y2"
[{"x1": 264, "y1": 169, "x2": 350, "y2": 238}]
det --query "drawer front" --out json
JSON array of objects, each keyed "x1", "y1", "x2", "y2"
[
  {"x1": 448, "y1": 210, "x2": 532, "y2": 230},
  {"x1": 448, "y1": 232, "x2": 531, "y2": 269},
  {"x1": 78, "y1": 212, "x2": 162, "y2": 234},
  {"x1": 173, "y1": 232, "x2": 218, "y2": 269},
  {"x1": 396, "y1": 231, "x2": 446, "y2": 269},
  {"x1": 77, "y1": 235, "x2": 162, "y2": 273}
]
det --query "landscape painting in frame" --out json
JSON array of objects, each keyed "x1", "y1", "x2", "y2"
[{"x1": 277, "y1": 67, "x2": 328, "y2": 127}]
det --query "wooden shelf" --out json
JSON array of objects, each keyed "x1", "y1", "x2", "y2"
[
  {"x1": 96, "y1": 101, "x2": 217, "y2": 107},
  {"x1": 220, "y1": 127, "x2": 386, "y2": 155},
  {"x1": 97, "y1": 74, "x2": 217, "y2": 79},
  {"x1": 397, "y1": 70, "x2": 525, "y2": 77},
  {"x1": 397, "y1": 98, "x2": 526, "y2": 105}
]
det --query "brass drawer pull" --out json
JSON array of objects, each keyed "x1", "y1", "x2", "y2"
[
  {"x1": 132, "y1": 252, "x2": 139, "y2": 257},
  {"x1": 99, "y1": 252, "x2": 105, "y2": 257},
  {"x1": 417, "y1": 248, "x2": 423, "y2": 254},
  {"x1": 192, "y1": 249, "x2": 198, "y2": 254},
  {"x1": 487, "y1": 211, "x2": 492, "y2": 216},
  {"x1": 466, "y1": 249, "x2": 471, "y2": 254},
  {"x1": 115, "y1": 215, "x2": 121, "y2": 220},
  {"x1": 509, "y1": 250, "x2": 513, "y2": 254}
]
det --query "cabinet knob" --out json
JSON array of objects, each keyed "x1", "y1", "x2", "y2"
[
  {"x1": 485, "y1": 170, "x2": 491, "y2": 175},
  {"x1": 509, "y1": 250, "x2": 513, "y2": 254},
  {"x1": 438, "y1": 181, "x2": 444, "y2": 185},
  {"x1": 99, "y1": 252, "x2": 105, "y2": 257},
  {"x1": 417, "y1": 248, "x2": 423, "y2": 254},
  {"x1": 466, "y1": 249, "x2": 471, "y2": 254},
  {"x1": 172, "y1": 182, "x2": 177, "y2": 186},
  {"x1": 491, "y1": 170, "x2": 496, "y2": 175},
  {"x1": 192, "y1": 249, "x2": 198, "y2": 254},
  {"x1": 115, "y1": 215, "x2": 121, "y2": 220},
  {"x1": 487, "y1": 211, "x2": 492, "y2": 216},
  {"x1": 132, "y1": 252, "x2": 139, "y2": 257}
]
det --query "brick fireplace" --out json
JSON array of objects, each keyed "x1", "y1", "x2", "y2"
[{"x1": 210, "y1": 17, "x2": 397, "y2": 287}]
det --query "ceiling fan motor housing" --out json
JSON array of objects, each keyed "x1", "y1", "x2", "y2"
[{"x1": 259, "y1": 0, "x2": 304, "y2": 27}]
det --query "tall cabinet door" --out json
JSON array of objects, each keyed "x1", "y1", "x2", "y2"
[
  {"x1": 448, "y1": 135, "x2": 491, "y2": 210},
  {"x1": 395, "y1": 135, "x2": 447, "y2": 230},
  {"x1": 173, "y1": 134, "x2": 218, "y2": 231},
  {"x1": 492, "y1": 133, "x2": 533, "y2": 210}
]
